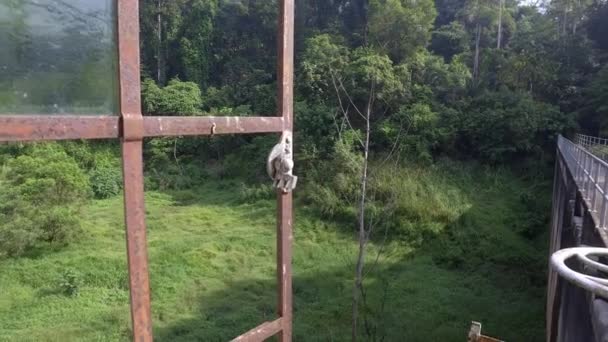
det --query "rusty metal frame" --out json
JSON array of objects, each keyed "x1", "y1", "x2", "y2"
[{"x1": 0, "y1": 0, "x2": 295, "y2": 341}]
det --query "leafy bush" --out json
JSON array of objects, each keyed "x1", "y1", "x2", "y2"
[
  {"x1": 60, "y1": 141, "x2": 123, "y2": 199},
  {"x1": 143, "y1": 138, "x2": 210, "y2": 191},
  {"x1": 303, "y1": 131, "x2": 362, "y2": 220},
  {"x1": 58, "y1": 269, "x2": 81, "y2": 297},
  {"x1": 90, "y1": 166, "x2": 122, "y2": 199},
  {"x1": 142, "y1": 78, "x2": 203, "y2": 115},
  {"x1": 458, "y1": 89, "x2": 574, "y2": 162},
  {"x1": 0, "y1": 143, "x2": 90, "y2": 257}
]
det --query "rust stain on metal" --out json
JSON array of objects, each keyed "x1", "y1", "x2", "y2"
[
  {"x1": 277, "y1": 192, "x2": 293, "y2": 342},
  {"x1": 231, "y1": 318, "x2": 283, "y2": 342},
  {"x1": 276, "y1": 1, "x2": 295, "y2": 341},
  {"x1": 0, "y1": 116, "x2": 119, "y2": 141},
  {"x1": 142, "y1": 116, "x2": 283, "y2": 137},
  {"x1": 122, "y1": 113, "x2": 144, "y2": 141},
  {"x1": 118, "y1": 0, "x2": 152, "y2": 341},
  {"x1": 0, "y1": 0, "x2": 296, "y2": 341}
]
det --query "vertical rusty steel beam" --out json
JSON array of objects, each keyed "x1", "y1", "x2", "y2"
[
  {"x1": 277, "y1": 0, "x2": 295, "y2": 341},
  {"x1": 118, "y1": 0, "x2": 153, "y2": 341}
]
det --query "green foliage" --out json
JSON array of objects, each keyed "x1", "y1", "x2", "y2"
[
  {"x1": 90, "y1": 166, "x2": 122, "y2": 200},
  {"x1": 142, "y1": 78, "x2": 203, "y2": 115},
  {"x1": 294, "y1": 100, "x2": 337, "y2": 174},
  {"x1": 0, "y1": 144, "x2": 90, "y2": 257},
  {"x1": 346, "y1": 47, "x2": 407, "y2": 103},
  {"x1": 0, "y1": 180, "x2": 546, "y2": 341},
  {"x1": 143, "y1": 138, "x2": 205, "y2": 191},
  {"x1": 221, "y1": 136, "x2": 276, "y2": 181},
  {"x1": 431, "y1": 21, "x2": 470, "y2": 60},
  {"x1": 399, "y1": 103, "x2": 440, "y2": 162},
  {"x1": 238, "y1": 183, "x2": 274, "y2": 203},
  {"x1": 59, "y1": 141, "x2": 123, "y2": 199},
  {"x1": 299, "y1": 34, "x2": 353, "y2": 105},
  {"x1": 459, "y1": 90, "x2": 574, "y2": 162},
  {"x1": 58, "y1": 269, "x2": 81, "y2": 297},
  {"x1": 178, "y1": 0, "x2": 219, "y2": 86},
  {"x1": 407, "y1": 50, "x2": 471, "y2": 101},
  {"x1": 368, "y1": 0, "x2": 437, "y2": 61},
  {"x1": 583, "y1": 66, "x2": 608, "y2": 135},
  {"x1": 303, "y1": 131, "x2": 363, "y2": 219}
]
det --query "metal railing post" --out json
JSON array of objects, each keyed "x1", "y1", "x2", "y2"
[
  {"x1": 117, "y1": 0, "x2": 153, "y2": 341},
  {"x1": 276, "y1": 1, "x2": 294, "y2": 341}
]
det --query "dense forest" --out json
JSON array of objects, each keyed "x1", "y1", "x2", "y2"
[{"x1": 1, "y1": 0, "x2": 608, "y2": 341}]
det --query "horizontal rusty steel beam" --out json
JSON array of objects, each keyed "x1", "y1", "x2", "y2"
[
  {"x1": 0, "y1": 115, "x2": 285, "y2": 142},
  {"x1": 231, "y1": 318, "x2": 283, "y2": 342},
  {"x1": 142, "y1": 116, "x2": 284, "y2": 137},
  {"x1": 0, "y1": 115, "x2": 119, "y2": 142}
]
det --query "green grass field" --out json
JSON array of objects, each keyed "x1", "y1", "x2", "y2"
[{"x1": 0, "y1": 163, "x2": 547, "y2": 342}]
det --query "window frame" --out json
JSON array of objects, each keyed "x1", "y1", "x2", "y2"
[{"x1": 0, "y1": 1, "x2": 295, "y2": 341}]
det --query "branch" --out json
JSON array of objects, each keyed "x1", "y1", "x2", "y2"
[
  {"x1": 331, "y1": 71, "x2": 365, "y2": 148},
  {"x1": 336, "y1": 76, "x2": 368, "y2": 121}
]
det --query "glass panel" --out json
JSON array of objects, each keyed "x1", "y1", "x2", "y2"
[{"x1": 0, "y1": 1, "x2": 118, "y2": 115}]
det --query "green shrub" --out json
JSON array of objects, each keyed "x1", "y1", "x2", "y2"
[
  {"x1": 0, "y1": 143, "x2": 89, "y2": 257},
  {"x1": 302, "y1": 131, "x2": 362, "y2": 221},
  {"x1": 58, "y1": 269, "x2": 81, "y2": 297},
  {"x1": 459, "y1": 89, "x2": 574, "y2": 162},
  {"x1": 90, "y1": 166, "x2": 122, "y2": 199},
  {"x1": 142, "y1": 78, "x2": 203, "y2": 115}
]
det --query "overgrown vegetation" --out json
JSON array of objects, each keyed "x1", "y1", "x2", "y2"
[
  {"x1": 1, "y1": 0, "x2": 607, "y2": 340},
  {"x1": 0, "y1": 177, "x2": 547, "y2": 341}
]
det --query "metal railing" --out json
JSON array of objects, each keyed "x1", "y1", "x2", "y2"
[
  {"x1": 547, "y1": 136, "x2": 608, "y2": 342},
  {"x1": 559, "y1": 135, "x2": 608, "y2": 230},
  {"x1": 576, "y1": 134, "x2": 608, "y2": 162}
]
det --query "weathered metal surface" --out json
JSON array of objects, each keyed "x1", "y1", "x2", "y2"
[
  {"x1": 1, "y1": 0, "x2": 296, "y2": 340},
  {"x1": 123, "y1": 114, "x2": 145, "y2": 142},
  {"x1": 277, "y1": 193, "x2": 293, "y2": 342},
  {"x1": 0, "y1": 116, "x2": 283, "y2": 142},
  {"x1": 577, "y1": 134, "x2": 608, "y2": 162},
  {"x1": 121, "y1": 141, "x2": 152, "y2": 342},
  {"x1": 0, "y1": 116, "x2": 119, "y2": 142},
  {"x1": 276, "y1": 1, "x2": 295, "y2": 341},
  {"x1": 468, "y1": 322, "x2": 503, "y2": 342},
  {"x1": 551, "y1": 247, "x2": 608, "y2": 298},
  {"x1": 142, "y1": 116, "x2": 284, "y2": 137},
  {"x1": 547, "y1": 152, "x2": 573, "y2": 342},
  {"x1": 548, "y1": 135, "x2": 608, "y2": 342},
  {"x1": 559, "y1": 136, "x2": 608, "y2": 232},
  {"x1": 118, "y1": 0, "x2": 153, "y2": 341},
  {"x1": 591, "y1": 298, "x2": 608, "y2": 342},
  {"x1": 278, "y1": 0, "x2": 294, "y2": 131},
  {"x1": 231, "y1": 318, "x2": 283, "y2": 342}
]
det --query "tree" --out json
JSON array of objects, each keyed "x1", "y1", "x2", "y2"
[
  {"x1": 581, "y1": 66, "x2": 608, "y2": 135},
  {"x1": 302, "y1": 35, "x2": 410, "y2": 340},
  {"x1": 142, "y1": 78, "x2": 203, "y2": 115},
  {"x1": 178, "y1": 0, "x2": 218, "y2": 88},
  {"x1": 368, "y1": 0, "x2": 437, "y2": 62},
  {"x1": 140, "y1": 0, "x2": 187, "y2": 84}
]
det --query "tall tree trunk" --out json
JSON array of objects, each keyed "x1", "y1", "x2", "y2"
[
  {"x1": 497, "y1": 0, "x2": 503, "y2": 49},
  {"x1": 473, "y1": 23, "x2": 481, "y2": 83},
  {"x1": 156, "y1": 0, "x2": 165, "y2": 85},
  {"x1": 352, "y1": 93, "x2": 372, "y2": 342}
]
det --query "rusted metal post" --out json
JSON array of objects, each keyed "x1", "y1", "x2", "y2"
[
  {"x1": 118, "y1": 0, "x2": 153, "y2": 341},
  {"x1": 277, "y1": 0, "x2": 295, "y2": 341}
]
